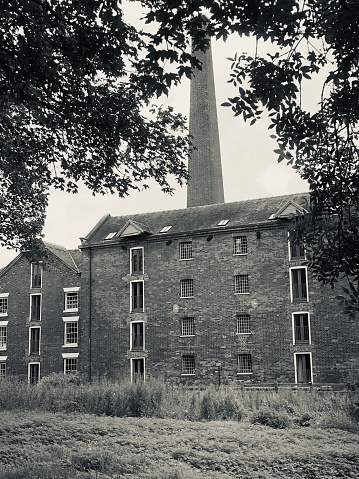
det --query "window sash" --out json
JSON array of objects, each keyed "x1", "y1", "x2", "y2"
[
  {"x1": 131, "y1": 248, "x2": 143, "y2": 274},
  {"x1": 293, "y1": 314, "x2": 310, "y2": 343},
  {"x1": 181, "y1": 317, "x2": 195, "y2": 336},
  {"x1": 131, "y1": 281, "x2": 144, "y2": 311},
  {"x1": 180, "y1": 279, "x2": 193, "y2": 298},
  {"x1": 65, "y1": 292, "x2": 78, "y2": 311},
  {"x1": 30, "y1": 295, "x2": 41, "y2": 321},
  {"x1": 65, "y1": 322, "x2": 78, "y2": 345},
  {"x1": 290, "y1": 240, "x2": 305, "y2": 259},
  {"x1": 233, "y1": 236, "x2": 248, "y2": 255},
  {"x1": 237, "y1": 314, "x2": 251, "y2": 334},
  {"x1": 29, "y1": 363, "x2": 40, "y2": 384},
  {"x1": 291, "y1": 268, "x2": 308, "y2": 301},
  {"x1": 238, "y1": 353, "x2": 252, "y2": 374},
  {"x1": 182, "y1": 355, "x2": 195, "y2": 374},
  {"x1": 0, "y1": 362, "x2": 6, "y2": 378},
  {"x1": 131, "y1": 322, "x2": 144, "y2": 350},
  {"x1": 235, "y1": 275, "x2": 249, "y2": 294},
  {"x1": 179, "y1": 242, "x2": 193, "y2": 260},
  {"x1": 29, "y1": 328, "x2": 40, "y2": 354},
  {"x1": 64, "y1": 358, "x2": 78, "y2": 374},
  {"x1": 31, "y1": 263, "x2": 42, "y2": 288},
  {"x1": 0, "y1": 298, "x2": 8, "y2": 315},
  {"x1": 0, "y1": 326, "x2": 7, "y2": 349}
]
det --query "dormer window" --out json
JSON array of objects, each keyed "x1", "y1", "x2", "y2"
[
  {"x1": 159, "y1": 225, "x2": 172, "y2": 233},
  {"x1": 217, "y1": 219, "x2": 229, "y2": 226}
]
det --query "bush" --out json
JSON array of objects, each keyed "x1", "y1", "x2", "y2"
[{"x1": 251, "y1": 410, "x2": 291, "y2": 429}]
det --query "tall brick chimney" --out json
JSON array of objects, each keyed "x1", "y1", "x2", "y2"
[{"x1": 187, "y1": 36, "x2": 225, "y2": 208}]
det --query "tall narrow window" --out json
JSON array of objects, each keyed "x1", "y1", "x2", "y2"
[
  {"x1": 0, "y1": 323, "x2": 7, "y2": 350},
  {"x1": 293, "y1": 313, "x2": 310, "y2": 344},
  {"x1": 236, "y1": 314, "x2": 251, "y2": 334},
  {"x1": 30, "y1": 294, "x2": 41, "y2": 321},
  {"x1": 131, "y1": 322, "x2": 144, "y2": 350},
  {"x1": 31, "y1": 263, "x2": 42, "y2": 288},
  {"x1": 0, "y1": 294, "x2": 9, "y2": 317},
  {"x1": 131, "y1": 281, "x2": 144, "y2": 312},
  {"x1": 64, "y1": 358, "x2": 78, "y2": 374},
  {"x1": 290, "y1": 268, "x2": 308, "y2": 302},
  {"x1": 64, "y1": 288, "x2": 79, "y2": 312},
  {"x1": 180, "y1": 279, "x2": 193, "y2": 298},
  {"x1": 179, "y1": 242, "x2": 193, "y2": 260},
  {"x1": 131, "y1": 358, "x2": 145, "y2": 382},
  {"x1": 29, "y1": 327, "x2": 40, "y2": 355},
  {"x1": 295, "y1": 353, "x2": 312, "y2": 384},
  {"x1": 290, "y1": 238, "x2": 305, "y2": 260},
  {"x1": 233, "y1": 236, "x2": 248, "y2": 255},
  {"x1": 181, "y1": 317, "x2": 195, "y2": 336},
  {"x1": 235, "y1": 274, "x2": 249, "y2": 294},
  {"x1": 28, "y1": 363, "x2": 40, "y2": 384},
  {"x1": 182, "y1": 355, "x2": 195, "y2": 375},
  {"x1": 0, "y1": 361, "x2": 6, "y2": 378},
  {"x1": 63, "y1": 319, "x2": 79, "y2": 347},
  {"x1": 131, "y1": 248, "x2": 144, "y2": 274},
  {"x1": 238, "y1": 353, "x2": 252, "y2": 374}
]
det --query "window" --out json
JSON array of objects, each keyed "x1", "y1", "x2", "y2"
[
  {"x1": 0, "y1": 360, "x2": 6, "y2": 378},
  {"x1": 64, "y1": 287, "x2": 79, "y2": 312},
  {"x1": 238, "y1": 353, "x2": 252, "y2": 374},
  {"x1": 28, "y1": 363, "x2": 40, "y2": 384},
  {"x1": 131, "y1": 281, "x2": 144, "y2": 312},
  {"x1": 131, "y1": 358, "x2": 145, "y2": 382},
  {"x1": 236, "y1": 314, "x2": 251, "y2": 334},
  {"x1": 179, "y1": 242, "x2": 193, "y2": 260},
  {"x1": 0, "y1": 294, "x2": 9, "y2": 317},
  {"x1": 31, "y1": 262, "x2": 42, "y2": 288},
  {"x1": 293, "y1": 313, "x2": 310, "y2": 344},
  {"x1": 181, "y1": 317, "x2": 195, "y2": 336},
  {"x1": 295, "y1": 353, "x2": 312, "y2": 384},
  {"x1": 62, "y1": 353, "x2": 79, "y2": 374},
  {"x1": 290, "y1": 268, "x2": 308, "y2": 302},
  {"x1": 235, "y1": 274, "x2": 249, "y2": 294},
  {"x1": 0, "y1": 322, "x2": 7, "y2": 350},
  {"x1": 130, "y1": 247, "x2": 144, "y2": 274},
  {"x1": 30, "y1": 294, "x2": 41, "y2": 321},
  {"x1": 233, "y1": 236, "x2": 248, "y2": 255},
  {"x1": 29, "y1": 327, "x2": 40, "y2": 355},
  {"x1": 104, "y1": 231, "x2": 117, "y2": 240},
  {"x1": 180, "y1": 279, "x2": 193, "y2": 298},
  {"x1": 217, "y1": 219, "x2": 229, "y2": 226},
  {"x1": 182, "y1": 355, "x2": 195, "y2": 375},
  {"x1": 290, "y1": 238, "x2": 305, "y2": 260},
  {"x1": 159, "y1": 225, "x2": 172, "y2": 233},
  {"x1": 131, "y1": 322, "x2": 144, "y2": 350},
  {"x1": 63, "y1": 318, "x2": 79, "y2": 347}
]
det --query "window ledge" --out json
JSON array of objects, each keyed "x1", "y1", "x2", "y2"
[
  {"x1": 236, "y1": 332, "x2": 252, "y2": 336},
  {"x1": 179, "y1": 258, "x2": 194, "y2": 262},
  {"x1": 63, "y1": 309, "x2": 79, "y2": 313},
  {"x1": 181, "y1": 373, "x2": 196, "y2": 376},
  {"x1": 0, "y1": 313, "x2": 8, "y2": 318},
  {"x1": 62, "y1": 344, "x2": 78, "y2": 348},
  {"x1": 180, "y1": 296, "x2": 194, "y2": 299},
  {"x1": 237, "y1": 372, "x2": 253, "y2": 375},
  {"x1": 233, "y1": 253, "x2": 248, "y2": 256},
  {"x1": 180, "y1": 335, "x2": 196, "y2": 338},
  {"x1": 0, "y1": 347, "x2": 7, "y2": 351},
  {"x1": 234, "y1": 293, "x2": 250, "y2": 295}
]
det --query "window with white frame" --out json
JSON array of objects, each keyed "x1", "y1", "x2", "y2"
[
  {"x1": 62, "y1": 353, "x2": 79, "y2": 374},
  {"x1": 289, "y1": 237, "x2": 305, "y2": 260},
  {"x1": 31, "y1": 262, "x2": 42, "y2": 288},
  {"x1": 236, "y1": 314, "x2": 251, "y2": 334},
  {"x1": 130, "y1": 321, "x2": 144, "y2": 350},
  {"x1": 131, "y1": 281, "x2": 144, "y2": 312},
  {"x1": 131, "y1": 357, "x2": 145, "y2": 382},
  {"x1": 29, "y1": 327, "x2": 40, "y2": 355},
  {"x1": 130, "y1": 247, "x2": 144, "y2": 274},
  {"x1": 0, "y1": 294, "x2": 9, "y2": 317},
  {"x1": 30, "y1": 294, "x2": 41, "y2": 321},
  {"x1": 0, "y1": 359, "x2": 6, "y2": 378},
  {"x1": 180, "y1": 279, "x2": 193, "y2": 298},
  {"x1": 63, "y1": 317, "x2": 79, "y2": 347},
  {"x1": 290, "y1": 267, "x2": 308, "y2": 302},
  {"x1": 233, "y1": 236, "x2": 248, "y2": 255},
  {"x1": 63, "y1": 287, "x2": 79, "y2": 312},
  {"x1": 238, "y1": 353, "x2": 252, "y2": 374},
  {"x1": 182, "y1": 355, "x2": 195, "y2": 375},
  {"x1": 0, "y1": 322, "x2": 8, "y2": 350},
  {"x1": 181, "y1": 317, "x2": 195, "y2": 336},
  {"x1": 295, "y1": 353, "x2": 312, "y2": 384},
  {"x1": 28, "y1": 362, "x2": 40, "y2": 384},
  {"x1": 235, "y1": 274, "x2": 249, "y2": 294},
  {"x1": 293, "y1": 313, "x2": 310, "y2": 344},
  {"x1": 179, "y1": 241, "x2": 193, "y2": 260}
]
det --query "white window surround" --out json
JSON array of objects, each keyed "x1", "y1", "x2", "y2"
[
  {"x1": 29, "y1": 326, "x2": 41, "y2": 355},
  {"x1": 130, "y1": 280, "x2": 144, "y2": 312},
  {"x1": 130, "y1": 321, "x2": 145, "y2": 351},
  {"x1": 287, "y1": 233, "x2": 306, "y2": 261},
  {"x1": 29, "y1": 293, "x2": 42, "y2": 321},
  {"x1": 292, "y1": 311, "x2": 312, "y2": 345},
  {"x1": 179, "y1": 241, "x2": 193, "y2": 261},
  {"x1": 130, "y1": 357, "x2": 145, "y2": 382},
  {"x1": 130, "y1": 247, "x2": 144, "y2": 275},
  {"x1": 28, "y1": 362, "x2": 40, "y2": 384},
  {"x1": 63, "y1": 288, "x2": 79, "y2": 312},
  {"x1": 289, "y1": 266, "x2": 309, "y2": 302},
  {"x1": 62, "y1": 317, "x2": 79, "y2": 348},
  {"x1": 30, "y1": 262, "x2": 42, "y2": 289},
  {"x1": 0, "y1": 293, "x2": 9, "y2": 317},
  {"x1": 0, "y1": 322, "x2": 7, "y2": 350},
  {"x1": 294, "y1": 352, "x2": 313, "y2": 384}
]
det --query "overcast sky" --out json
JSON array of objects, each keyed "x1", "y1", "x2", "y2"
[{"x1": 0, "y1": 15, "x2": 310, "y2": 268}]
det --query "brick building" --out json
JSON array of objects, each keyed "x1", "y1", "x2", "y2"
[{"x1": 0, "y1": 38, "x2": 358, "y2": 385}]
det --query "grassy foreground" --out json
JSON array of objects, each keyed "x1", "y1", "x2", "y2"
[{"x1": 1, "y1": 410, "x2": 359, "y2": 479}]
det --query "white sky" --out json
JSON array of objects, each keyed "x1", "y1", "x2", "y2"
[{"x1": 0, "y1": 12, "x2": 310, "y2": 268}]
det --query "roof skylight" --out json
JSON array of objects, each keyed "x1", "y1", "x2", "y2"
[
  {"x1": 217, "y1": 219, "x2": 230, "y2": 226},
  {"x1": 159, "y1": 225, "x2": 172, "y2": 233},
  {"x1": 104, "y1": 232, "x2": 117, "y2": 240}
]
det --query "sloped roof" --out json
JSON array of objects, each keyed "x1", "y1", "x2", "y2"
[
  {"x1": 44, "y1": 242, "x2": 81, "y2": 273},
  {"x1": 83, "y1": 193, "x2": 309, "y2": 246}
]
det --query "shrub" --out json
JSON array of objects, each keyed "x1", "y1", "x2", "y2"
[{"x1": 251, "y1": 410, "x2": 291, "y2": 429}]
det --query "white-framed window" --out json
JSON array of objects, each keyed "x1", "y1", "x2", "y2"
[
  {"x1": 0, "y1": 358, "x2": 7, "y2": 378},
  {"x1": 236, "y1": 314, "x2": 251, "y2": 334},
  {"x1": 131, "y1": 357, "x2": 145, "y2": 382},
  {"x1": 181, "y1": 317, "x2": 195, "y2": 336},
  {"x1": 63, "y1": 317, "x2": 79, "y2": 347},
  {"x1": 130, "y1": 280, "x2": 144, "y2": 312},
  {"x1": 289, "y1": 237, "x2": 305, "y2": 260},
  {"x1": 0, "y1": 293, "x2": 9, "y2": 317},
  {"x1": 104, "y1": 231, "x2": 117, "y2": 240},
  {"x1": 292, "y1": 312, "x2": 311, "y2": 344},
  {"x1": 159, "y1": 225, "x2": 172, "y2": 233},
  {"x1": 235, "y1": 274, "x2": 249, "y2": 294},
  {"x1": 30, "y1": 294, "x2": 41, "y2": 321},
  {"x1": 62, "y1": 352, "x2": 79, "y2": 374},
  {"x1": 28, "y1": 362, "x2": 40, "y2": 384},
  {"x1": 238, "y1": 353, "x2": 253, "y2": 374},
  {"x1": 179, "y1": 241, "x2": 193, "y2": 260},
  {"x1": 63, "y1": 287, "x2": 80, "y2": 312},
  {"x1": 290, "y1": 267, "x2": 309, "y2": 302},
  {"x1": 294, "y1": 352, "x2": 313, "y2": 384},
  {"x1": 130, "y1": 321, "x2": 144, "y2": 351},
  {"x1": 31, "y1": 262, "x2": 42, "y2": 289},
  {"x1": 130, "y1": 247, "x2": 144, "y2": 274},
  {"x1": 0, "y1": 321, "x2": 8, "y2": 350},
  {"x1": 217, "y1": 219, "x2": 229, "y2": 226},
  {"x1": 181, "y1": 355, "x2": 195, "y2": 375},
  {"x1": 180, "y1": 279, "x2": 193, "y2": 298},
  {"x1": 29, "y1": 326, "x2": 41, "y2": 355},
  {"x1": 233, "y1": 236, "x2": 248, "y2": 255}
]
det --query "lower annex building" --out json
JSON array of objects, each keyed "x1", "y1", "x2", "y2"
[{"x1": 0, "y1": 193, "x2": 358, "y2": 385}]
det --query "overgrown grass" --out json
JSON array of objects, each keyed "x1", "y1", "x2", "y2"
[{"x1": 0, "y1": 374, "x2": 358, "y2": 431}]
